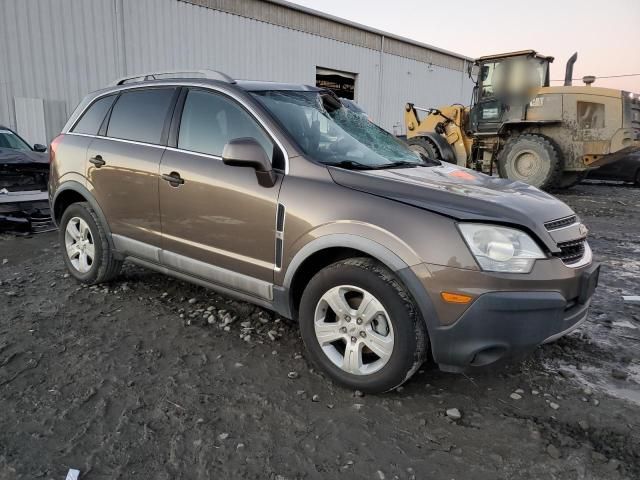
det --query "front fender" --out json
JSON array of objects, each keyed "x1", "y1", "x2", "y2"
[
  {"x1": 282, "y1": 232, "x2": 413, "y2": 290},
  {"x1": 281, "y1": 219, "x2": 425, "y2": 289},
  {"x1": 278, "y1": 232, "x2": 441, "y2": 356}
]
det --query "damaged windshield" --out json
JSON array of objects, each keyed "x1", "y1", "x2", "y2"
[
  {"x1": 251, "y1": 90, "x2": 433, "y2": 169},
  {"x1": 0, "y1": 129, "x2": 32, "y2": 152}
]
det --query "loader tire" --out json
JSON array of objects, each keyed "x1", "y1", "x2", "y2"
[
  {"x1": 407, "y1": 137, "x2": 442, "y2": 162},
  {"x1": 498, "y1": 134, "x2": 563, "y2": 190},
  {"x1": 555, "y1": 171, "x2": 587, "y2": 189}
]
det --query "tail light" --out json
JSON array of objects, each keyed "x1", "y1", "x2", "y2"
[{"x1": 49, "y1": 134, "x2": 63, "y2": 163}]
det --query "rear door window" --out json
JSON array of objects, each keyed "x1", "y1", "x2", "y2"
[
  {"x1": 72, "y1": 95, "x2": 116, "y2": 135},
  {"x1": 178, "y1": 89, "x2": 275, "y2": 161},
  {"x1": 107, "y1": 88, "x2": 176, "y2": 144}
]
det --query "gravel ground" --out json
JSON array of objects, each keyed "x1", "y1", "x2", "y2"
[{"x1": 0, "y1": 182, "x2": 639, "y2": 480}]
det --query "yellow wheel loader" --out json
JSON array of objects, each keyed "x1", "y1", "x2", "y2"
[{"x1": 404, "y1": 50, "x2": 640, "y2": 189}]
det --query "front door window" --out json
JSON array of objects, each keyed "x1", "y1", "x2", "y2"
[{"x1": 178, "y1": 89, "x2": 275, "y2": 162}]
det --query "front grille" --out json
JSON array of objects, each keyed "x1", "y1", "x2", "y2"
[
  {"x1": 0, "y1": 201, "x2": 55, "y2": 234},
  {"x1": 544, "y1": 215, "x2": 577, "y2": 231},
  {"x1": 30, "y1": 211, "x2": 56, "y2": 233},
  {"x1": 556, "y1": 239, "x2": 586, "y2": 265}
]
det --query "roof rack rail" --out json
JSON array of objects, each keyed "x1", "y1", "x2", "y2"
[{"x1": 110, "y1": 69, "x2": 236, "y2": 86}]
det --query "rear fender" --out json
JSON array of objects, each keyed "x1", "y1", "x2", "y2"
[{"x1": 52, "y1": 180, "x2": 117, "y2": 252}]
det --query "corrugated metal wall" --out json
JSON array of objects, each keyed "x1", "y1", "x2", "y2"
[
  {"x1": 14, "y1": 97, "x2": 47, "y2": 145},
  {"x1": 180, "y1": 0, "x2": 384, "y2": 51},
  {"x1": 0, "y1": 0, "x2": 120, "y2": 141},
  {"x1": 379, "y1": 54, "x2": 476, "y2": 134},
  {"x1": 0, "y1": 0, "x2": 473, "y2": 139}
]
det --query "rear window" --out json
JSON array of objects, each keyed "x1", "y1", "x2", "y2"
[
  {"x1": 72, "y1": 95, "x2": 116, "y2": 135},
  {"x1": 106, "y1": 88, "x2": 176, "y2": 144}
]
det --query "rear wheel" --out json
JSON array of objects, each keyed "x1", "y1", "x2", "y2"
[
  {"x1": 299, "y1": 257, "x2": 428, "y2": 393},
  {"x1": 498, "y1": 134, "x2": 563, "y2": 189},
  {"x1": 59, "y1": 202, "x2": 122, "y2": 284},
  {"x1": 407, "y1": 137, "x2": 441, "y2": 161}
]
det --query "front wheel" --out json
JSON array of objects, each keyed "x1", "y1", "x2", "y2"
[{"x1": 299, "y1": 258, "x2": 428, "y2": 393}]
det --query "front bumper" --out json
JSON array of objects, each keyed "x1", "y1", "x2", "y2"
[
  {"x1": 431, "y1": 289, "x2": 593, "y2": 371},
  {"x1": 402, "y1": 260, "x2": 600, "y2": 372},
  {"x1": 0, "y1": 190, "x2": 55, "y2": 233}
]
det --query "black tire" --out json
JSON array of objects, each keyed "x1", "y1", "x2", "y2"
[
  {"x1": 555, "y1": 171, "x2": 588, "y2": 190},
  {"x1": 407, "y1": 137, "x2": 442, "y2": 161},
  {"x1": 635, "y1": 169, "x2": 640, "y2": 187},
  {"x1": 299, "y1": 257, "x2": 428, "y2": 393},
  {"x1": 497, "y1": 134, "x2": 563, "y2": 189},
  {"x1": 59, "y1": 202, "x2": 122, "y2": 284}
]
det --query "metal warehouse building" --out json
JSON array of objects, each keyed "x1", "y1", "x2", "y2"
[{"x1": 0, "y1": 0, "x2": 473, "y2": 145}]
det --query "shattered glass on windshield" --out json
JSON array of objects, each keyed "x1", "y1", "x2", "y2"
[{"x1": 251, "y1": 90, "x2": 436, "y2": 170}]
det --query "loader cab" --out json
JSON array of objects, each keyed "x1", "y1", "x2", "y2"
[{"x1": 469, "y1": 50, "x2": 553, "y2": 134}]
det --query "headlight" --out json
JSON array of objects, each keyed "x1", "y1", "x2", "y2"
[{"x1": 458, "y1": 223, "x2": 546, "y2": 273}]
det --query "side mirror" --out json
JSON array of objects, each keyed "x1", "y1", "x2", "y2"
[
  {"x1": 33, "y1": 143, "x2": 47, "y2": 152},
  {"x1": 222, "y1": 137, "x2": 277, "y2": 187}
]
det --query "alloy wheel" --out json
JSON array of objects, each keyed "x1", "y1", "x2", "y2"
[
  {"x1": 313, "y1": 285, "x2": 394, "y2": 375},
  {"x1": 64, "y1": 216, "x2": 95, "y2": 273}
]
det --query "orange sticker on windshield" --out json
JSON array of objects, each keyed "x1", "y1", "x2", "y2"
[{"x1": 449, "y1": 170, "x2": 476, "y2": 180}]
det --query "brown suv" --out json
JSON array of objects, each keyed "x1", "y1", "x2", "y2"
[{"x1": 49, "y1": 70, "x2": 600, "y2": 393}]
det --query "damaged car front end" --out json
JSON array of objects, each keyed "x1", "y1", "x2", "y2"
[{"x1": 0, "y1": 126, "x2": 54, "y2": 234}]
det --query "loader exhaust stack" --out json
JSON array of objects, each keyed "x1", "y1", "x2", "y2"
[{"x1": 564, "y1": 52, "x2": 578, "y2": 86}]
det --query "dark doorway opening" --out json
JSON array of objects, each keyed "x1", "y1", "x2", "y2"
[{"x1": 316, "y1": 67, "x2": 356, "y2": 100}]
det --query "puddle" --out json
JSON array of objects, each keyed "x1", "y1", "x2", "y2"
[
  {"x1": 612, "y1": 320, "x2": 638, "y2": 330},
  {"x1": 554, "y1": 362, "x2": 640, "y2": 407}
]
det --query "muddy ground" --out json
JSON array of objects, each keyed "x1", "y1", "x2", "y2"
[{"x1": 0, "y1": 182, "x2": 639, "y2": 480}]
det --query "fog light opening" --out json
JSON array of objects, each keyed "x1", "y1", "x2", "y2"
[{"x1": 470, "y1": 346, "x2": 508, "y2": 367}]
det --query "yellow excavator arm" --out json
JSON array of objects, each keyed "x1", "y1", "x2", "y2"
[{"x1": 404, "y1": 104, "x2": 472, "y2": 166}]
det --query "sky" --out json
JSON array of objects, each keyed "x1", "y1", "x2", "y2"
[{"x1": 293, "y1": 0, "x2": 640, "y2": 92}]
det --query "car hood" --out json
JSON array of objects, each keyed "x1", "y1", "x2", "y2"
[
  {"x1": 0, "y1": 147, "x2": 48, "y2": 165},
  {"x1": 328, "y1": 163, "x2": 575, "y2": 253}
]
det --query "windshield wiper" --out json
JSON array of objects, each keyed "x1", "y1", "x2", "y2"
[
  {"x1": 325, "y1": 158, "x2": 439, "y2": 171},
  {"x1": 372, "y1": 160, "x2": 425, "y2": 169},
  {"x1": 324, "y1": 160, "x2": 378, "y2": 170}
]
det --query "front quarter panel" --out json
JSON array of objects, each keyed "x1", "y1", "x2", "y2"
[{"x1": 276, "y1": 160, "x2": 478, "y2": 287}]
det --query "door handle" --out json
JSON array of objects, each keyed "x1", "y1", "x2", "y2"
[
  {"x1": 89, "y1": 155, "x2": 106, "y2": 168},
  {"x1": 161, "y1": 172, "x2": 185, "y2": 186}
]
